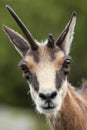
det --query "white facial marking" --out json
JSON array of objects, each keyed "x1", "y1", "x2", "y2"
[{"x1": 37, "y1": 63, "x2": 56, "y2": 92}]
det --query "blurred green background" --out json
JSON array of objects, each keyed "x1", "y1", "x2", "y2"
[{"x1": 0, "y1": 0, "x2": 87, "y2": 130}]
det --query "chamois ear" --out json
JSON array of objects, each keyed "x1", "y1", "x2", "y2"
[
  {"x1": 56, "y1": 11, "x2": 77, "y2": 55},
  {"x1": 3, "y1": 25, "x2": 29, "y2": 57}
]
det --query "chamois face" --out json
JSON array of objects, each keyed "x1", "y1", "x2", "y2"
[
  {"x1": 3, "y1": 5, "x2": 76, "y2": 115},
  {"x1": 23, "y1": 44, "x2": 69, "y2": 114}
]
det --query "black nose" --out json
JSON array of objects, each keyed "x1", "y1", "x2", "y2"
[{"x1": 39, "y1": 91, "x2": 57, "y2": 100}]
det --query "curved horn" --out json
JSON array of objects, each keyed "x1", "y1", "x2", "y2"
[
  {"x1": 47, "y1": 34, "x2": 54, "y2": 48},
  {"x1": 6, "y1": 5, "x2": 38, "y2": 50}
]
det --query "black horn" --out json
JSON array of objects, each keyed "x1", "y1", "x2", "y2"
[
  {"x1": 47, "y1": 34, "x2": 54, "y2": 48},
  {"x1": 6, "y1": 5, "x2": 38, "y2": 50}
]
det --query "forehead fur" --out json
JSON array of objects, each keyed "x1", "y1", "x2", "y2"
[{"x1": 25, "y1": 44, "x2": 65, "y2": 71}]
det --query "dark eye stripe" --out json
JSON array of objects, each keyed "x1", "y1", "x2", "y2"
[
  {"x1": 55, "y1": 71, "x2": 65, "y2": 89},
  {"x1": 18, "y1": 60, "x2": 39, "y2": 92},
  {"x1": 56, "y1": 56, "x2": 70, "y2": 89},
  {"x1": 28, "y1": 74, "x2": 39, "y2": 92}
]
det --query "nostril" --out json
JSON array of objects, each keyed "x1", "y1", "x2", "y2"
[
  {"x1": 39, "y1": 93, "x2": 47, "y2": 100},
  {"x1": 39, "y1": 91, "x2": 57, "y2": 100},
  {"x1": 50, "y1": 91, "x2": 57, "y2": 99}
]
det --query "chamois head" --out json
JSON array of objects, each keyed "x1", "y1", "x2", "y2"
[{"x1": 3, "y1": 5, "x2": 77, "y2": 115}]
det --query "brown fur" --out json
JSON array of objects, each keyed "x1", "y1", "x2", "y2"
[{"x1": 47, "y1": 84, "x2": 87, "y2": 130}]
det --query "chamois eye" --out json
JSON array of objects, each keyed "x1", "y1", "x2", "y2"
[
  {"x1": 19, "y1": 63, "x2": 28, "y2": 71},
  {"x1": 18, "y1": 62, "x2": 32, "y2": 80},
  {"x1": 64, "y1": 59, "x2": 71, "y2": 67},
  {"x1": 61, "y1": 58, "x2": 71, "y2": 75},
  {"x1": 65, "y1": 59, "x2": 71, "y2": 64}
]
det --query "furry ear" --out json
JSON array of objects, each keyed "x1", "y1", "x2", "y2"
[
  {"x1": 3, "y1": 25, "x2": 29, "y2": 57},
  {"x1": 56, "y1": 11, "x2": 77, "y2": 55}
]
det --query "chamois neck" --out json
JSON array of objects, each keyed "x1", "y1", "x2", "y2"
[{"x1": 47, "y1": 84, "x2": 87, "y2": 130}]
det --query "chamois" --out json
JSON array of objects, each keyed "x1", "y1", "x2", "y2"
[{"x1": 3, "y1": 5, "x2": 87, "y2": 130}]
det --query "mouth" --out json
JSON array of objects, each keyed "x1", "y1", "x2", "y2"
[
  {"x1": 42, "y1": 102, "x2": 55, "y2": 110},
  {"x1": 42, "y1": 105, "x2": 55, "y2": 110},
  {"x1": 39, "y1": 105, "x2": 57, "y2": 115},
  {"x1": 42, "y1": 101, "x2": 55, "y2": 110},
  {"x1": 36, "y1": 104, "x2": 58, "y2": 115},
  {"x1": 39, "y1": 102, "x2": 57, "y2": 114},
  {"x1": 36, "y1": 100, "x2": 59, "y2": 114}
]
